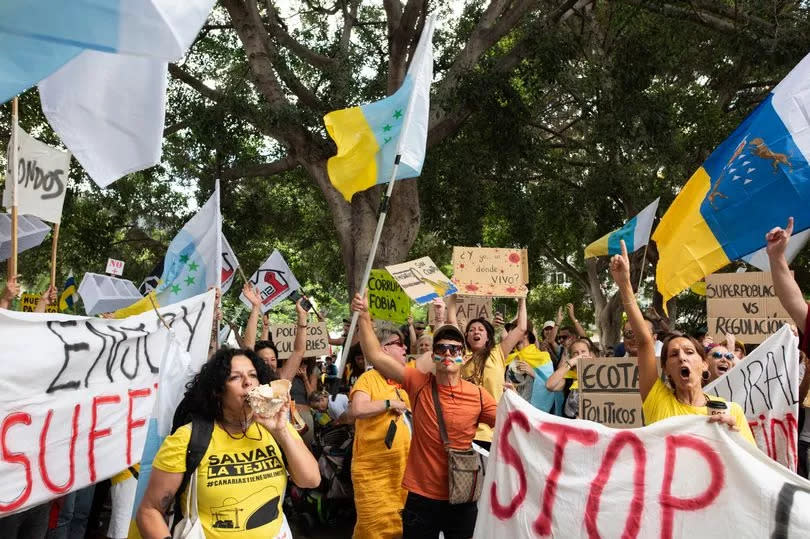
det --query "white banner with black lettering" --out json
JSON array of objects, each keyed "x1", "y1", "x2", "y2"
[
  {"x1": 475, "y1": 391, "x2": 810, "y2": 538},
  {"x1": 239, "y1": 249, "x2": 300, "y2": 313},
  {"x1": 3, "y1": 125, "x2": 71, "y2": 223},
  {"x1": 0, "y1": 290, "x2": 214, "y2": 516},
  {"x1": 705, "y1": 325, "x2": 800, "y2": 471}
]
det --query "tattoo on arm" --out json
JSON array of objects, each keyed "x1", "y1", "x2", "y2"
[{"x1": 159, "y1": 491, "x2": 174, "y2": 514}]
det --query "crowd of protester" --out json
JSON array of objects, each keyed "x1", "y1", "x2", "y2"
[{"x1": 4, "y1": 222, "x2": 810, "y2": 538}]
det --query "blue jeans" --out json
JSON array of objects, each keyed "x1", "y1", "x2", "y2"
[{"x1": 47, "y1": 485, "x2": 95, "y2": 539}]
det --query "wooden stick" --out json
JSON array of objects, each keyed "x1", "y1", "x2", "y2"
[
  {"x1": 637, "y1": 242, "x2": 650, "y2": 293},
  {"x1": 9, "y1": 97, "x2": 18, "y2": 279},
  {"x1": 50, "y1": 223, "x2": 60, "y2": 288}
]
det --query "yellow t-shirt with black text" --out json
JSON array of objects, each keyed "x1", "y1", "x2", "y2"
[
  {"x1": 153, "y1": 421, "x2": 299, "y2": 537},
  {"x1": 643, "y1": 378, "x2": 755, "y2": 445},
  {"x1": 462, "y1": 346, "x2": 505, "y2": 443}
]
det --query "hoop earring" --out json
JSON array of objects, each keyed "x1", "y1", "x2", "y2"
[{"x1": 702, "y1": 370, "x2": 710, "y2": 382}]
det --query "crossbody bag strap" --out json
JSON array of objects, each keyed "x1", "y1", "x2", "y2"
[{"x1": 430, "y1": 377, "x2": 450, "y2": 448}]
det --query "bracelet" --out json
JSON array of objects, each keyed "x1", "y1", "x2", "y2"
[
  {"x1": 385, "y1": 399, "x2": 390, "y2": 410},
  {"x1": 297, "y1": 323, "x2": 308, "y2": 328}
]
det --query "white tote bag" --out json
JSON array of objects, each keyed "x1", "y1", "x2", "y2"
[{"x1": 172, "y1": 470, "x2": 205, "y2": 539}]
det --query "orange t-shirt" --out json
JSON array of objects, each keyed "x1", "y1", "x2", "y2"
[{"x1": 401, "y1": 367, "x2": 497, "y2": 501}]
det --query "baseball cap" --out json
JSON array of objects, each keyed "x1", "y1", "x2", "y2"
[{"x1": 543, "y1": 320, "x2": 555, "y2": 330}]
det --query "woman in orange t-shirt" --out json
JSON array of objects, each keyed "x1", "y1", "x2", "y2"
[{"x1": 351, "y1": 293, "x2": 497, "y2": 539}]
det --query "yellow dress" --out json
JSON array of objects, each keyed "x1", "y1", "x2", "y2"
[{"x1": 350, "y1": 370, "x2": 412, "y2": 539}]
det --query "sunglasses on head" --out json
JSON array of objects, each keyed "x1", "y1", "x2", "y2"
[
  {"x1": 434, "y1": 343, "x2": 464, "y2": 355},
  {"x1": 712, "y1": 351, "x2": 735, "y2": 360}
]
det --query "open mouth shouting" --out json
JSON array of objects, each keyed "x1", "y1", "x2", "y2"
[
  {"x1": 716, "y1": 363, "x2": 730, "y2": 374},
  {"x1": 679, "y1": 365, "x2": 691, "y2": 380}
]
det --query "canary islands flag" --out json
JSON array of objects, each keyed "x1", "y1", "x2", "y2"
[
  {"x1": 154, "y1": 182, "x2": 222, "y2": 307},
  {"x1": 654, "y1": 53, "x2": 810, "y2": 308},
  {"x1": 324, "y1": 16, "x2": 435, "y2": 201},
  {"x1": 58, "y1": 270, "x2": 77, "y2": 311},
  {"x1": 585, "y1": 198, "x2": 659, "y2": 258}
]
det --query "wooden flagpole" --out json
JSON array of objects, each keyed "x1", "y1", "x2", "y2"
[
  {"x1": 9, "y1": 97, "x2": 19, "y2": 280},
  {"x1": 50, "y1": 223, "x2": 60, "y2": 288}
]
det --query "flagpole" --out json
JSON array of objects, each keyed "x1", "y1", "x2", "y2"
[
  {"x1": 9, "y1": 97, "x2": 19, "y2": 281},
  {"x1": 637, "y1": 242, "x2": 649, "y2": 293},
  {"x1": 337, "y1": 156, "x2": 402, "y2": 376},
  {"x1": 215, "y1": 180, "x2": 223, "y2": 348},
  {"x1": 49, "y1": 223, "x2": 60, "y2": 289}
]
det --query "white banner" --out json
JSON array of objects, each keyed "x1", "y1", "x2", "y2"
[
  {"x1": 239, "y1": 249, "x2": 300, "y2": 313},
  {"x1": 0, "y1": 290, "x2": 214, "y2": 516},
  {"x1": 705, "y1": 325, "x2": 800, "y2": 471},
  {"x1": 3, "y1": 125, "x2": 71, "y2": 223},
  {"x1": 475, "y1": 391, "x2": 810, "y2": 538}
]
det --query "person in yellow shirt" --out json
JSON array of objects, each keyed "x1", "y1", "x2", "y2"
[
  {"x1": 448, "y1": 295, "x2": 527, "y2": 450},
  {"x1": 136, "y1": 348, "x2": 321, "y2": 538},
  {"x1": 349, "y1": 326, "x2": 412, "y2": 539},
  {"x1": 609, "y1": 241, "x2": 755, "y2": 445}
]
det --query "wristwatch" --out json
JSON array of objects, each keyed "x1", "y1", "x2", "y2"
[{"x1": 385, "y1": 399, "x2": 391, "y2": 410}]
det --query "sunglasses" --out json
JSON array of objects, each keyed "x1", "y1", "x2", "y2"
[
  {"x1": 623, "y1": 330, "x2": 635, "y2": 340},
  {"x1": 433, "y1": 343, "x2": 464, "y2": 355},
  {"x1": 712, "y1": 351, "x2": 735, "y2": 360},
  {"x1": 383, "y1": 339, "x2": 405, "y2": 348}
]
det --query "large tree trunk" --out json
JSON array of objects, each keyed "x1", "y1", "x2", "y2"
[
  {"x1": 585, "y1": 258, "x2": 623, "y2": 348},
  {"x1": 306, "y1": 160, "x2": 421, "y2": 297}
]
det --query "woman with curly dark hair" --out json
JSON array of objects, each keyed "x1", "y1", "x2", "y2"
[{"x1": 136, "y1": 348, "x2": 320, "y2": 538}]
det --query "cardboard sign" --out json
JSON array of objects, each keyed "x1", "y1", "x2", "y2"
[
  {"x1": 3, "y1": 125, "x2": 71, "y2": 224},
  {"x1": 270, "y1": 322, "x2": 330, "y2": 359},
  {"x1": 577, "y1": 356, "x2": 642, "y2": 428},
  {"x1": 706, "y1": 271, "x2": 792, "y2": 343},
  {"x1": 106, "y1": 257, "x2": 125, "y2": 276},
  {"x1": 0, "y1": 291, "x2": 214, "y2": 517},
  {"x1": 385, "y1": 257, "x2": 457, "y2": 304},
  {"x1": 451, "y1": 247, "x2": 529, "y2": 297},
  {"x1": 20, "y1": 292, "x2": 58, "y2": 313},
  {"x1": 474, "y1": 391, "x2": 810, "y2": 538},
  {"x1": 428, "y1": 295, "x2": 492, "y2": 330},
  {"x1": 368, "y1": 269, "x2": 410, "y2": 324},
  {"x1": 239, "y1": 250, "x2": 300, "y2": 313},
  {"x1": 705, "y1": 325, "x2": 800, "y2": 471}
]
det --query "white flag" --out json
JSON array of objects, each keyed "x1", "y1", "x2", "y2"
[
  {"x1": 3, "y1": 125, "x2": 71, "y2": 223},
  {"x1": 239, "y1": 250, "x2": 300, "y2": 313}
]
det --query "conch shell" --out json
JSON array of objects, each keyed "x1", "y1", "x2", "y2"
[{"x1": 247, "y1": 379, "x2": 291, "y2": 416}]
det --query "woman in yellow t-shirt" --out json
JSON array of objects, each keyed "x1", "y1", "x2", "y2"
[
  {"x1": 349, "y1": 326, "x2": 412, "y2": 539},
  {"x1": 136, "y1": 348, "x2": 321, "y2": 538},
  {"x1": 609, "y1": 241, "x2": 755, "y2": 444},
  {"x1": 450, "y1": 295, "x2": 527, "y2": 450}
]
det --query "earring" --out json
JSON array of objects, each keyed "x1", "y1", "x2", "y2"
[{"x1": 702, "y1": 370, "x2": 710, "y2": 381}]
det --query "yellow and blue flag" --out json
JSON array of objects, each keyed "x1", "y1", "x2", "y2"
[
  {"x1": 58, "y1": 270, "x2": 77, "y2": 311},
  {"x1": 654, "y1": 53, "x2": 810, "y2": 308},
  {"x1": 324, "y1": 17, "x2": 435, "y2": 201},
  {"x1": 585, "y1": 198, "x2": 659, "y2": 258}
]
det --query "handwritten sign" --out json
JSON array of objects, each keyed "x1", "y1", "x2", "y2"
[
  {"x1": 475, "y1": 391, "x2": 810, "y2": 538},
  {"x1": 105, "y1": 258, "x2": 125, "y2": 276},
  {"x1": 385, "y1": 257, "x2": 457, "y2": 304},
  {"x1": 270, "y1": 322, "x2": 330, "y2": 359},
  {"x1": 451, "y1": 247, "x2": 529, "y2": 297},
  {"x1": 428, "y1": 295, "x2": 492, "y2": 330},
  {"x1": 0, "y1": 290, "x2": 214, "y2": 517},
  {"x1": 706, "y1": 272, "x2": 792, "y2": 344},
  {"x1": 3, "y1": 125, "x2": 71, "y2": 224},
  {"x1": 705, "y1": 325, "x2": 799, "y2": 471},
  {"x1": 20, "y1": 292, "x2": 58, "y2": 313},
  {"x1": 577, "y1": 356, "x2": 642, "y2": 428},
  {"x1": 239, "y1": 250, "x2": 300, "y2": 313},
  {"x1": 368, "y1": 269, "x2": 410, "y2": 324}
]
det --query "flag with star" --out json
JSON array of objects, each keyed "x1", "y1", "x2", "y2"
[
  {"x1": 323, "y1": 15, "x2": 435, "y2": 201},
  {"x1": 154, "y1": 184, "x2": 221, "y2": 306}
]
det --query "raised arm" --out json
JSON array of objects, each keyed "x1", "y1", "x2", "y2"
[
  {"x1": 277, "y1": 298, "x2": 310, "y2": 381},
  {"x1": 767, "y1": 217, "x2": 809, "y2": 327},
  {"x1": 500, "y1": 297, "x2": 528, "y2": 356},
  {"x1": 547, "y1": 306, "x2": 563, "y2": 347},
  {"x1": 611, "y1": 240, "x2": 657, "y2": 401},
  {"x1": 228, "y1": 321, "x2": 246, "y2": 349},
  {"x1": 567, "y1": 303, "x2": 587, "y2": 337},
  {"x1": 261, "y1": 313, "x2": 270, "y2": 341},
  {"x1": 0, "y1": 275, "x2": 20, "y2": 310},
  {"x1": 242, "y1": 283, "x2": 263, "y2": 350},
  {"x1": 350, "y1": 292, "x2": 405, "y2": 383},
  {"x1": 34, "y1": 284, "x2": 57, "y2": 313},
  {"x1": 430, "y1": 297, "x2": 446, "y2": 331}
]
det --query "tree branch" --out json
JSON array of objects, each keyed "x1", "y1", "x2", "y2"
[
  {"x1": 265, "y1": 0, "x2": 340, "y2": 70},
  {"x1": 220, "y1": 156, "x2": 299, "y2": 180}
]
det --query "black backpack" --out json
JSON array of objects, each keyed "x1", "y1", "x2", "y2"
[{"x1": 169, "y1": 397, "x2": 214, "y2": 529}]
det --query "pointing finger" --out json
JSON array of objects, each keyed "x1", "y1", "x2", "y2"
[
  {"x1": 786, "y1": 216, "x2": 794, "y2": 237},
  {"x1": 620, "y1": 239, "x2": 629, "y2": 260}
]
